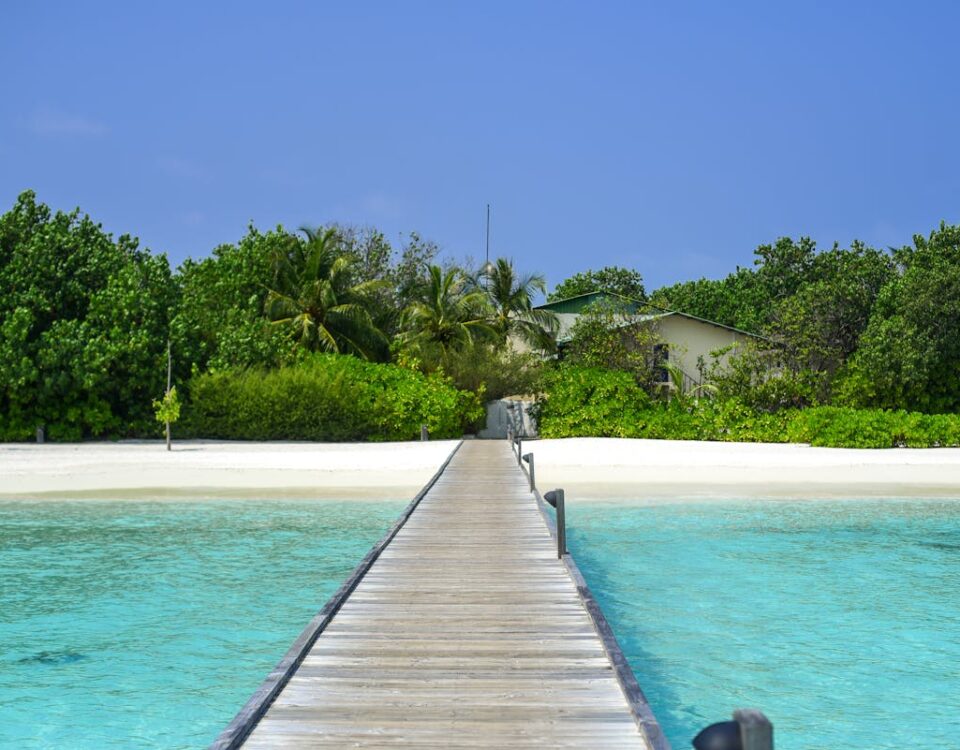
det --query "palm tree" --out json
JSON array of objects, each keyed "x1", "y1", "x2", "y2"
[
  {"x1": 479, "y1": 258, "x2": 558, "y2": 350},
  {"x1": 400, "y1": 265, "x2": 493, "y2": 353},
  {"x1": 264, "y1": 227, "x2": 389, "y2": 360}
]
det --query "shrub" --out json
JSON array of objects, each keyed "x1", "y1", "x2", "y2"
[
  {"x1": 182, "y1": 354, "x2": 482, "y2": 441},
  {"x1": 535, "y1": 366, "x2": 960, "y2": 448},
  {"x1": 534, "y1": 366, "x2": 651, "y2": 438}
]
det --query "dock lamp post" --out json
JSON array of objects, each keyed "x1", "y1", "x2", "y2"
[
  {"x1": 693, "y1": 709, "x2": 773, "y2": 750},
  {"x1": 543, "y1": 489, "x2": 566, "y2": 558}
]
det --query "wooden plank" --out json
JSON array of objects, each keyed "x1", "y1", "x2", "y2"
[{"x1": 211, "y1": 440, "x2": 667, "y2": 749}]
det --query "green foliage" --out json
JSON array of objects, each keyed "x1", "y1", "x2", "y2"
[
  {"x1": 536, "y1": 366, "x2": 960, "y2": 448},
  {"x1": 709, "y1": 342, "x2": 822, "y2": 411},
  {"x1": 549, "y1": 266, "x2": 645, "y2": 302},
  {"x1": 265, "y1": 226, "x2": 390, "y2": 360},
  {"x1": 183, "y1": 354, "x2": 482, "y2": 441},
  {"x1": 479, "y1": 258, "x2": 558, "y2": 350},
  {"x1": 650, "y1": 266, "x2": 768, "y2": 332},
  {"x1": 172, "y1": 225, "x2": 297, "y2": 373},
  {"x1": 534, "y1": 366, "x2": 652, "y2": 438},
  {"x1": 153, "y1": 386, "x2": 182, "y2": 426},
  {"x1": 435, "y1": 344, "x2": 544, "y2": 401},
  {"x1": 399, "y1": 265, "x2": 492, "y2": 354},
  {"x1": 564, "y1": 299, "x2": 663, "y2": 386},
  {"x1": 0, "y1": 191, "x2": 174, "y2": 440},
  {"x1": 839, "y1": 223, "x2": 960, "y2": 413}
]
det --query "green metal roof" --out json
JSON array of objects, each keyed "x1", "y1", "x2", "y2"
[{"x1": 536, "y1": 291, "x2": 643, "y2": 315}]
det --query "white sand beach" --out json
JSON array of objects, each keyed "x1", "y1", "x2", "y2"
[
  {"x1": 2, "y1": 437, "x2": 959, "y2": 501},
  {"x1": 0, "y1": 440, "x2": 459, "y2": 499},
  {"x1": 530, "y1": 438, "x2": 960, "y2": 500}
]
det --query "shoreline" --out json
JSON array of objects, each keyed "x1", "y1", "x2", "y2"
[
  {"x1": 1, "y1": 437, "x2": 959, "y2": 502},
  {"x1": 529, "y1": 437, "x2": 960, "y2": 500},
  {"x1": 0, "y1": 440, "x2": 460, "y2": 501}
]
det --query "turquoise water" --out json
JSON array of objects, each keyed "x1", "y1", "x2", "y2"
[
  {"x1": 568, "y1": 499, "x2": 960, "y2": 749},
  {"x1": 0, "y1": 499, "x2": 404, "y2": 749}
]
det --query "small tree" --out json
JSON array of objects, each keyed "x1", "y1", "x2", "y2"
[
  {"x1": 565, "y1": 299, "x2": 663, "y2": 389},
  {"x1": 153, "y1": 386, "x2": 181, "y2": 451}
]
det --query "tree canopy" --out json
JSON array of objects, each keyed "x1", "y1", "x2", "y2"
[
  {"x1": 548, "y1": 266, "x2": 646, "y2": 302},
  {"x1": 4, "y1": 189, "x2": 960, "y2": 444}
]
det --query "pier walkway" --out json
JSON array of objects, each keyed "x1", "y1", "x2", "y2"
[{"x1": 212, "y1": 440, "x2": 666, "y2": 749}]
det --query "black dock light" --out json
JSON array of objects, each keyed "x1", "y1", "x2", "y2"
[
  {"x1": 543, "y1": 488, "x2": 566, "y2": 558},
  {"x1": 693, "y1": 709, "x2": 772, "y2": 750}
]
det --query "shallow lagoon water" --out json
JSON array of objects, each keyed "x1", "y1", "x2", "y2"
[
  {"x1": 0, "y1": 499, "x2": 404, "y2": 749},
  {"x1": 567, "y1": 499, "x2": 960, "y2": 749}
]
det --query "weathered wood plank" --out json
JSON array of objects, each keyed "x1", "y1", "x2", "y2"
[{"x1": 212, "y1": 440, "x2": 667, "y2": 750}]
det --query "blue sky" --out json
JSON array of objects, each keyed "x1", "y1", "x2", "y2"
[{"x1": 2, "y1": 1, "x2": 959, "y2": 291}]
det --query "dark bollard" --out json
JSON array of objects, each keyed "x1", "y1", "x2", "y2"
[
  {"x1": 420, "y1": 424, "x2": 429, "y2": 442},
  {"x1": 694, "y1": 709, "x2": 772, "y2": 750},
  {"x1": 543, "y1": 488, "x2": 566, "y2": 558},
  {"x1": 36, "y1": 426, "x2": 44, "y2": 444}
]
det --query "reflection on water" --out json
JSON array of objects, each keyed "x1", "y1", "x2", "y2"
[
  {"x1": 0, "y1": 499, "x2": 404, "y2": 749},
  {"x1": 568, "y1": 498, "x2": 960, "y2": 750}
]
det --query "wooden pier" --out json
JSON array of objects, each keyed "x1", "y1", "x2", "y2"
[{"x1": 212, "y1": 440, "x2": 668, "y2": 749}]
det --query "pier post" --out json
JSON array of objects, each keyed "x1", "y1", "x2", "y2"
[
  {"x1": 734, "y1": 709, "x2": 773, "y2": 750},
  {"x1": 544, "y1": 489, "x2": 566, "y2": 558},
  {"x1": 522, "y1": 453, "x2": 535, "y2": 492},
  {"x1": 420, "y1": 424, "x2": 429, "y2": 441}
]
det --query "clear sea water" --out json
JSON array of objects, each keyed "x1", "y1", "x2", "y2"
[
  {"x1": 567, "y1": 499, "x2": 960, "y2": 750},
  {"x1": 0, "y1": 499, "x2": 404, "y2": 749}
]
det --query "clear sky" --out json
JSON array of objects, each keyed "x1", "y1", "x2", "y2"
[{"x1": 2, "y1": 1, "x2": 959, "y2": 291}]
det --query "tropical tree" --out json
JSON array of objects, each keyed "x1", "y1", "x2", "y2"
[
  {"x1": 172, "y1": 224, "x2": 298, "y2": 371},
  {"x1": 264, "y1": 227, "x2": 389, "y2": 360},
  {"x1": 400, "y1": 264, "x2": 492, "y2": 354},
  {"x1": 548, "y1": 265, "x2": 646, "y2": 302},
  {"x1": 479, "y1": 258, "x2": 558, "y2": 350},
  {"x1": 0, "y1": 191, "x2": 175, "y2": 440}
]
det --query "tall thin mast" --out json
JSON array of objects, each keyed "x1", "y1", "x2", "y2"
[{"x1": 485, "y1": 203, "x2": 490, "y2": 267}]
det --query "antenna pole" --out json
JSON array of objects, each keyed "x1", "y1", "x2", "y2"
[{"x1": 485, "y1": 203, "x2": 490, "y2": 266}]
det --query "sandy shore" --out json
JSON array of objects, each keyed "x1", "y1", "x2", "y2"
[
  {"x1": 3, "y1": 437, "x2": 959, "y2": 502},
  {"x1": 0, "y1": 440, "x2": 460, "y2": 500},
  {"x1": 528, "y1": 438, "x2": 960, "y2": 500}
]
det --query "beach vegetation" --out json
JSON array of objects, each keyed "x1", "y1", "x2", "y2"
[
  {"x1": 183, "y1": 354, "x2": 482, "y2": 441},
  {"x1": 153, "y1": 386, "x2": 181, "y2": 450},
  {"x1": 536, "y1": 365, "x2": 960, "y2": 448},
  {"x1": 479, "y1": 258, "x2": 558, "y2": 350},
  {"x1": 0, "y1": 191, "x2": 175, "y2": 440},
  {"x1": 4, "y1": 189, "x2": 960, "y2": 446},
  {"x1": 564, "y1": 298, "x2": 664, "y2": 388},
  {"x1": 264, "y1": 226, "x2": 390, "y2": 361},
  {"x1": 548, "y1": 266, "x2": 646, "y2": 302},
  {"x1": 397, "y1": 264, "x2": 492, "y2": 355}
]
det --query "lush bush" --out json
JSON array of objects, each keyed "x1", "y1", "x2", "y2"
[
  {"x1": 0, "y1": 191, "x2": 175, "y2": 441},
  {"x1": 536, "y1": 366, "x2": 960, "y2": 448},
  {"x1": 182, "y1": 354, "x2": 482, "y2": 441},
  {"x1": 414, "y1": 344, "x2": 544, "y2": 402},
  {"x1": 534, "y1": 366, "x2": 652, "y2": 438}
]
